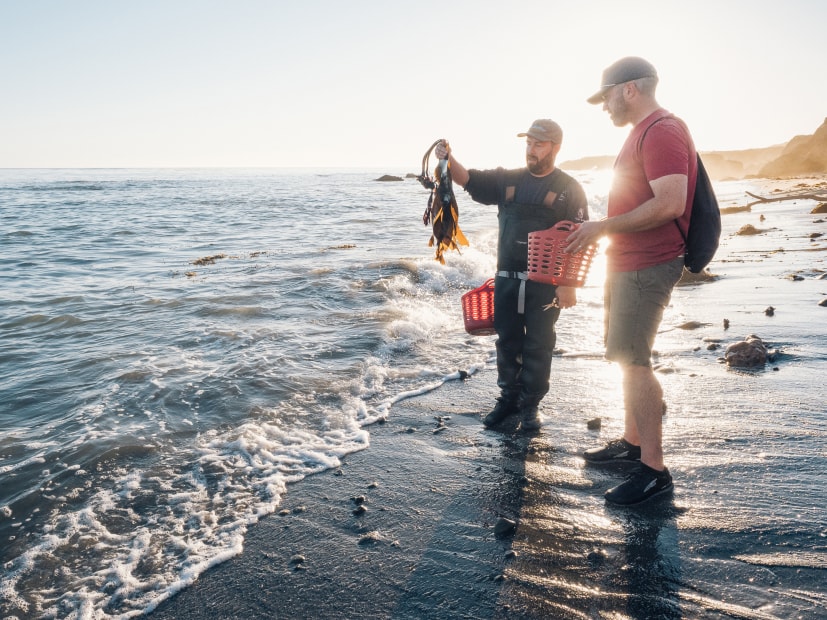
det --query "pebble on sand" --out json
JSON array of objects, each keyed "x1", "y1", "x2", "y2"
[
  {"x1": 677, "y1": 320, "x2": 711, "y2": 330},
  {"x1": 357, "y1": 531, "x2": 384, "y2": 545},
  {"x1": 736, "y1": 224, "x2": 767, "y2": 235},
  {"x1": 494, "y1": 517, "x2": 517, "y2": 538}
]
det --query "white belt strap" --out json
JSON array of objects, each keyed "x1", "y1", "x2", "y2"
[{"x1": 496, "y1": 270, "x2": 528, "y2": 315}]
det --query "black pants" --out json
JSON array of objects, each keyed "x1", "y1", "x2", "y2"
[{"x1": 493, "y1": 275, "x2": 560, "y2": 407}]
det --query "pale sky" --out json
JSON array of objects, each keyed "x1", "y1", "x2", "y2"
[{"x1": 1, "y1": 0, "x2": 824, "y2": 169}]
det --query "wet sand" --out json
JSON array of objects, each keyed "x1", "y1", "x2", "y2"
[
  {"x1": 151, "y1": 365, "x2": 826, "y2": 619},
  {"x1": 154, "y1": 182, "x2": 827, "y2": 619},
  {"x1": 152, "y1": 374, "x2": 687, "y2": 619}
]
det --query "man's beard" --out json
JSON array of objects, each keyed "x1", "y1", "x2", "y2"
[
  {"x1": 610, "y1": 97, "x2": 631, "y2": 127},
  {"x1": 527, "y1": 151, "x2": 554, "y2": 175}
]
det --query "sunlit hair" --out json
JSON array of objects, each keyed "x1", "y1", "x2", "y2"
[{"x1": 632, "y1": 76, "x2": 658, "y2": 97}]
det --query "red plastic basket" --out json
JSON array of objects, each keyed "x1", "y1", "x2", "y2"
[
  {"x1": 461, "y1": 278, "x2": 495, "y2": 335},
  {"x1": 527, "y1": 221, "x2": 597, "y2": 287}
]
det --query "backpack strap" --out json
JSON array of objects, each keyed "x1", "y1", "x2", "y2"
[
  {"x1": 637, "y1": 112, "x2": 676, "y2": 158},
  {"x1": 638, "y1": 113, "x2": 691, "y2": 243}
]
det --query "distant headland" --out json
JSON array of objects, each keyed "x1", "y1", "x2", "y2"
[{"x1": 561, "y1": 118, "x2": 827, "y2": 181}]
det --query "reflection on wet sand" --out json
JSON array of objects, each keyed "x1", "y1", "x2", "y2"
[{"x1": 499, "y1": 433, "x2": 682, "y2": 619}]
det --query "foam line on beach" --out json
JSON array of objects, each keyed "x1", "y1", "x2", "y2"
[{"x1": 371, "y1": 364, "x2": 487, "y2": 420}]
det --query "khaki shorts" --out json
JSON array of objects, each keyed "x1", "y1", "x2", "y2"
[{"x1": 604, "y1": 257, "x2": 684, "y2": 366}]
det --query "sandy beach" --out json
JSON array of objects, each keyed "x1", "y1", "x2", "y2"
[
  {"x1": 151, "y1": 178, "x2": 827, "y2": 620},
  {"x1": 4, "y1": 7, "x2": 827, "y2": 617}
]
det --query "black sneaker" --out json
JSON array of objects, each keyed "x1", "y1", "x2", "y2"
[
  {"x1": 483, "y1": 398, "x2": 517, "y2": 427},
  {"x1": 582, "y1": 438, "x2": 641, "y2": 464},
  {"x1": 518, "y1": 407, "x2": 542, "y2": 432},
  {"x1": 605, "y1": 464, "x2": 673, "y2": 505}
]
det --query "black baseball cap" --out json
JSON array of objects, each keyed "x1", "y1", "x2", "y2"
[{"x1": 587, "y1": 56, "x2": 658, "y2": 104}]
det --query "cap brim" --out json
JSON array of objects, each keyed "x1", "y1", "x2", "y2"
[
  {"x1": 586, "y1": 87, "x2": 609, "y2": 105},
  {"x1": 516, "y1": 132, "x2": 558, "y2": 143}
]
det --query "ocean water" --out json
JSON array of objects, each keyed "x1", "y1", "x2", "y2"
[
  {"x1": 0, "y1": 167, "x2": 507, "y2": 618},
  {"x1": 2, "y1": 168, "x2": 826, "y2": 618}
]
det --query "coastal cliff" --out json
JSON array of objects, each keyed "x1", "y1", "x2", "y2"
[
  {"x1": 759, "y1": 118, "x2": 827, "y2": 177},
  {"x1": 562, "y1": 118, "x2": 827, "y2": 180}
]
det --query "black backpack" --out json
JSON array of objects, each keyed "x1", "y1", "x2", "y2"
[
  {"x1": 642, "y1": 115, "x2": 721, "y2": 273},
  {"x1": 681, "y1": 154, "x2": 721, "y2": 273}
]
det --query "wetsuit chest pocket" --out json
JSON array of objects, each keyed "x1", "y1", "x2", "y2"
[{"x1": 498, "y1": 205, "x2": 558, "y2": 272}]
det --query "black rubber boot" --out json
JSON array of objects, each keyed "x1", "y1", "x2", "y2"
[
  {"x1": 519, "y1": 406, "x2": 542, "y2": 432},
  {"x1": 483, "y1": 397, "x2": 518, "y2": 427}
]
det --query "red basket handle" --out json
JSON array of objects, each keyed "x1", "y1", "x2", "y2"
[{"x1": 553, "y1": 220, "x2": 578, "y2": 234}]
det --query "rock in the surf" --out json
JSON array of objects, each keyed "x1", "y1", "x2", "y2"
[{"x1": 725, "y1": 335, "x2": 769, "y2": 367}]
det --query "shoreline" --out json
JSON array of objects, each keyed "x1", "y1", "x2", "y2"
[
  {"x1": 153, "y1": 187, "x2": 827, "y2": 619},
  {"x1": 154, "y1": 374, "x2": 692, "y2": 620},
  {"x1": 152, "y1": 375, "x2": 524, "y2": 618}
]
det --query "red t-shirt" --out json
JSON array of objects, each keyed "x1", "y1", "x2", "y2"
[{"x1": 607, "y1": 109, "x2": 697, "y2": 272}]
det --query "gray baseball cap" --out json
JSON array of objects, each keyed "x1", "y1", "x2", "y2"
[
  {"x1": 587, "y1": 56, "x2": 658, "y2": 104},
  {"x1": 516, "y1": 119, "x2": 563, "y2": 143}
]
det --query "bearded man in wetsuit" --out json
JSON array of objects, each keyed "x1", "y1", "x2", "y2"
[{"x1": 437, "y1": 119, "x2": 589, "y2": 432}]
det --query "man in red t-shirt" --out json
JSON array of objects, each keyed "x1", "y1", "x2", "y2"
[{"x1": 566, "y1": 57, "x2": 697, "y2": 505}]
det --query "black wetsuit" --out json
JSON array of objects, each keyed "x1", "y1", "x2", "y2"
[{"x1": 464, "y1": 167, "x2": 589, "y2": 408}]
